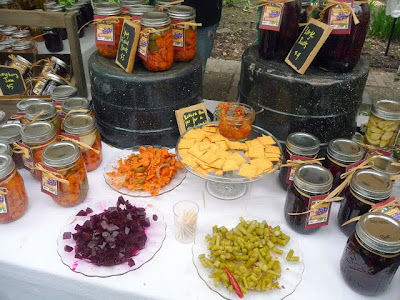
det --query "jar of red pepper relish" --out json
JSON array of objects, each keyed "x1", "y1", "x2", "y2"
[
  {"x1": 340, "y1": 212, "x2": 400, "y2": 296},
  {"x1": 258, "y1": 0, "x2": 301, "y2": 60},
  {"x1": 315, "y1": 1, "x2": 370, "y2": 72},
  {"x1": 94, "y1": 3, "x2": 123, "y2": 58},
  {"x1": 323, "y1": 138, "x2": 364, "y2": 189},
  {"x1": 284, "y1": 164, "x2": 333, "y2": 234},
  {"x1": 338, "y1": 169, "x2": 393, "y2": 236},
  {"x1": 279, "y1": 132, "x2": 320, "y2": 190}
]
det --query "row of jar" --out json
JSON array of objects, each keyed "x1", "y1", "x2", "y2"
[
  {"x1": 0, "y1": 28, "x2": 39, "y2": 52},
  {"x1": 94, "y1": 3, "x2": 198, "y2": 71},
  {"x1": 258, "y1": 0, "x2": 370, "y2": 73}
]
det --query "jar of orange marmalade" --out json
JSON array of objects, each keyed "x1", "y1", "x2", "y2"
[
  {"x1": 0, "y1": 154, "x2": 28, "y2": 224},
  {"x1": 94, "y1": 3, "x2": 123, "y2": 58},
  {"x1": 63, "y1": 114, "x2": 102, "y2": 172}
]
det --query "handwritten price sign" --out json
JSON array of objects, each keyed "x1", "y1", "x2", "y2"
[
  {"x1": 115, "y1": 19, "x2": 141, "y2": 73},
  {"x1": 0, "y1": 65, "x2": 26, "y2": 96},
  {"x1": 175, "y1": 103, "x2": 210, "y2": 134}
]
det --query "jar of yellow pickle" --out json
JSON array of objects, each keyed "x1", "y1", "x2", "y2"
[{"x1": 365, "y1": 100, "x2": 400, "y2": 148}]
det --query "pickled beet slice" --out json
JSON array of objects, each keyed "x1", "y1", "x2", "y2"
[
  {"x1": 128, "y1": 259, "x2": 135, "y2": 267},
  {"x1": 63, "y1": 232, "x2": 72, "y2": 240},
  {"x1": 86, "y1": 207, "x2": 93, "y2": 214},
  {"x1": 152, "y1": 214, "x2": 158, "y2": 221},
  {"x1": 64, "y1": 245, "x2": 73, "y2": 252},
  {"x1": 76, "y1": 210, "x2": 87, "y2": 216}
]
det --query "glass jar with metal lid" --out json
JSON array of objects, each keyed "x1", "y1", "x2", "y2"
[
  {"x1": 16, "y1": 98, "x2": 43, "y2": 113},
  {"x1": 33, "y1": 57, "x2": 69, "y2": 95},
  {"x1": 121, "y1": 0, "x2": 145, "y2": 12},
  {"x1": 12, "y1": 40, "x2": 34, "y2": 52},
  {"x1": 20, "y1": 121, "x2": 57, "y2": 180},
  {"x1": 338, "y1": 169, "x2": 393, "y2": 236},
  {"x1": 0, "y1": 39, "x2": 15, "y2": 50},
  {"x1": 0, "y1": 123, "x2": 24, "y2": 169},
  {"x1": 51, "y1": 85, "x2": 77, "y2": 105},
  {"x1": 63, "y1": 113, "x2": 102, "y2": 172},
  {"x1": 61, "y1": 97, "x2": 91, "y2": 117},
  {"x1": 129, "y1": 4, "x2": 156, "y2": 20},
  {"x1": 25, "y1": 102, "x2": 61, "y2": 133},
  {"x1": 140, "y1": 11, "x2": 173, "y2": 71},
  {"x1": 93, "y1": 3, "x2": 123, "y2": 58},
  {"x1": 0, "y1": 26, "x2": 18, "y2": 39},
  {"x1": 340, "y1": 212, "x2": 400, "y2": 295},
  {"x1": 284, "y1": 164, "x2": 333, "y2": 234},
  {"x1": 8, "y1": 54, "x2": 31, "y2": 76},
  {"x1": 365, "y1": 99, "x2": 400, "y2": 148},
  {"x1": 41, "y1": 141, "x2": 88, "y2": 207},
  {"x1": 11, "y1": 29, "x2": 31, "y2": 40},
  {"x1": 168, "y1": 5, "x2": 196, "y2": 62},
  {"x1": 279, "y1": 132, "x2": 320, "y2": 190},
  {"x1": 66, "y1": 5, "x2": 85, "y2": 38},
  {"x1": 35, "y1": 73, "x2": 68, "y2": 96},
  {"x1": 0, "y1": 154, "x2": 28, "y2": 224},
  {"x1": 370, "y1": 155, "x2": 400, "y2": 179},
  {"x1": 42, "y1": 27, "x2": 64, "y2": 52},
  {"x1": 324, "y1": 138, "x2": 364, "y2": 189}
]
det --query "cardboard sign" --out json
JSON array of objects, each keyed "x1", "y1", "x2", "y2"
[
  {"x1": 175, "y1": 103, "x2": 209, "y2": 134},
  {"x1": 285, "y1": 19, "x2": 332, "y2": 75},
  {"x1": 0, "y1": 66, "x2": 26, "y2": 96},
  {"x1": 116, "y1": 19, "x2": 141, "y2": 73}
]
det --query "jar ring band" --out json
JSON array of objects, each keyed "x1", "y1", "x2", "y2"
[{"x1": 355, "y1": 233, "x2": 400, "y2": 258}]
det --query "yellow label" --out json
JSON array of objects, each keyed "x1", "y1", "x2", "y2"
[
  {"x1": 0, "y1": 195, "x2": 8, "y2": 214},
  {"x1": 330, "y1": 4, "x2": 351, "y2": 30},
  {"x1": 42, "y1": 172, "x2": 58, "y2": 196},
  {"x1": 172, "y1": 26, "x2": 184, "y2": 48},
  {"x1": 308, "y1": 201, "x2": 330, "y2": 225},
  {"x1": 96, "y1": 22, "x2": 114, "y2": 42},
  {"x1": 261, "y1": 4, "x2": 282, "y2": 28},
  {"x1": 32, "y1": 78, "x2": 47, "y2": 95},
  {"x1": 138, "y1": 32, "x2": 149, "y2": 59}
]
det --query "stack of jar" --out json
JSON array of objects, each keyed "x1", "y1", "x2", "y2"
[{"x1": 93, "y1": 3, "x2": 198, "y2": 71}]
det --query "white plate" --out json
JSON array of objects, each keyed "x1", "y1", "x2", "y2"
[
  {"x1": 57, "y1": 198, "x2": 166, "y2": 277},
  {"x1": 104, "y1": 148, "x2": 187, "y2": 197},
  {"x1": 192, "y1": 215, "x2": 305, "y2": 300}
]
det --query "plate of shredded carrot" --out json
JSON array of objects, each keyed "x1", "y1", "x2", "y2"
[{"x1": 104, "y1": 146, "x2": 186, "y2": 197}]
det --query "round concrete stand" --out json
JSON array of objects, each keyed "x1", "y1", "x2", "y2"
[
  {"x1": 89, "y1": 52, "x2": 203, "y2": 149},
  {"x1": 239, "y1": 45, "x2": 369, "y2": 146}
]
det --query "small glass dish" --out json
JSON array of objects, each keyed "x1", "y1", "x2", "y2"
[
  {"x1": 173, "y1": 201, "x2": 199, "y2": 244},
  {"x1": 215, "y1": 102, "x2": 255, "y2": 141}
]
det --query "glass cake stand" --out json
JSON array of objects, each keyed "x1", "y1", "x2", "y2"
[{"x1": 175, "y1": 122, "x2": 282, "y2": 200}]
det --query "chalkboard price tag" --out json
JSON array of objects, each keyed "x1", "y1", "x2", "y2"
[
  {"x1": 285, "y1": 19, "x2": 332, "y2": 75},
  {"x1": 0, "y1": 65, "x2": 26, "y2": 96},
  {"x1": 115, "y1": 19, "x2": 141, "y2": 73},
  {"x1": 175, "y1": 103, "x2": 210, "y2": 134}
]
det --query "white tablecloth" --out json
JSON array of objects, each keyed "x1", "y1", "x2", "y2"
[{"x1": 1, "y1": 141, "x2": 400, "y2": 300}]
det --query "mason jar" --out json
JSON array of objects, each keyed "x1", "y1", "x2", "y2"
[
  {"x1": 34, "y1": 73, "x2": 68, "y2": 96},
  {"x1": 61, "y1": 97, "x2": 91, "y2": 117},
  {"x1": 51, "y1": 85, "x2": 78, "y2": 105},
  {"x1": 42, "y1": 26, "x2": 64, "y2": 52},
  {"x1": 11, "y1": 41, "x2": 34, "y2": 52},
  {"x1": 25, "y1": 102, "x2": 61, "y2": 133},
  {"x1": 0, "y1": 123, "x2": 24, "y2": 169},
  {"x1": 129, "y1": 4, "x2": 155, "y2": 20},
  {"x1": 11, "y1": 29, "x2": 31, "y2": 40},
  {"x1": 8, "y1": 55, "x2": 31, "y2": 76},
  {"x1": 121, "y1": 0, "x2": 145, "y2": 12}
]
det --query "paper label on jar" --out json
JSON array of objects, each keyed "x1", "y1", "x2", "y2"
[
  {"x1": 40, "y1": 63, "x2": 55, "y2": 77},
  {"x1": 95, "y1": 15, "x2": 115, "y2": 45},
  {"x1": 382, "y1": 207, "x2": 400, "y2": 221},
  {"x1": 259, "y1": 4, "x2": 283, "y2": 32},
  {"x1": 305, "y1": 194, "x2": 331, "y2": 229},
  {"x1": 17, "y1": 142, "x2": 34, "y2": 171},
  {"x1": 286, "y1": 155, "x2": 314, "y2": 184},
  {"x1": 345, "y1": 159, "x2": 365, "y2": 172},
  {"x1": 40, "y1": 163, "x2": 59, "y2": 197},
  {"x1": 32, "y1": 78, "x2": 48, "y2": 95},
  {"x1": 171, "y1": 20, "x2": 185, "y2": 49},
  {"x1": 328, "y1": 0, "x2": 353, "y2": 34},
  {"x1": 138, "y1": 31, "x2": 150, "y2": 60},
  {"x1": 0, "y1": 194, "x2": 8, "y2": 215}
]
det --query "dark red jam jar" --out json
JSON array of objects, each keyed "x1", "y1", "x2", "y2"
[
  {"x1": 323, "y1": 138, "x2": 364, "y2": 189},
  {"x1": 370, "y1": 155, "x2": 400, "y2": 179},
  {"x1": 338, "y1": 169, "x2": 392, "y2": 236},
  {"x1": 284, "y1": 164, "x2": 333, "y2": 234},
  {"x1": 279, "y1": 132, "x2": 320, "y2": 190},
  {"x1": 0, "y1": 123, "x2": 24, "y2": 169},
  {"x1": 258, "y1": 0, "x2": 301, "y2": 60},
  {"x1": 315, "y1": 1, "x2": 370, "y2": 72},
  {"x1": 340, "y1": 212, "x2": 400, "y2": 296}
]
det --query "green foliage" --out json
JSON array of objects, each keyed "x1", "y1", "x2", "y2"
[
  {"x1": 223, "y1": 0, "x2": 240, "y2": 7},
  {"x1": 368, "y1": 1, "x2": 400, "y2": 40},
  {"x1": 59, "y1": 0, "x2": 76, "y2": 6}
]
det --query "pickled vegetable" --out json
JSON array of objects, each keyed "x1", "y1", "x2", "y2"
[
  {"x1": 95, "y1": 19, "x2": 123, "y2": 58},
  {"x1": 80, "y1": 130, "x2": 102, "y2": 172},
  {"x1": 365, "y1": 113, "x2": 399, "y2": 148}
]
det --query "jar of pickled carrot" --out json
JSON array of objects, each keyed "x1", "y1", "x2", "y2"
[
  {"x1": 94, "y1": 3, "x2": 123, "y2": 58},
  {"x1": 41, "y1": 141, "x2": 88, "y2": 207},
  {"x1": 20, "y1": 121, "x2": 57, "y2": 180},
  {"x1": 25, "y1": 102, "x2": 62, "y2": 133},
  {"x1": 139, "y1": 11, "x2": 174, "y2": 71},
  {"x1": 63, "y1": 114, "x2": 102, "y2": 172},
  {"x1": 0, "y1": 154, "x2": 28, "y2": 224},
  {"x1": 168, "y1": 5, "x2": 197, "y2": 62}
]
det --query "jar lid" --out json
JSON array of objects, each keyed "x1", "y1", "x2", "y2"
[
  {"x1": 356, "y1": 212, "x2": 400, "y2": 254},
  {"x1": 0, "y1": 110, "x2": 5, "y2": 124},
  {"x1": 0, "y1": 154, "x2": 15, "y2": 180},
  {"x1": 140, "y1": 11, "x2": 171, "y2": 27},
  {"x1": 14, "y1": 55, "x2": 32, "y2": 67},
  {"x1": 12, "y1": 41, "x2": 33, "y2": 51},
  {"x1": 16, "y1": 98, "x2": 44, "y2": 113},
  {"x1": 62, "y1": 97, "x2": 90, "y2": 114},
  {"x1": 50, "y1": 56, "x2": 68, "y2": 70},
  {"x1": 42, "y1": 141, "x2": 81, "y2": 167},
  {"x1": 21, "y1": 121, "x2": 56, "y2": 144},
  {"x1": 0, "y1": 142, "x2": 12, "y2": 156},
  {"x1": 371, "y1": 99, "x2": 400, "y2": 121},
  {"x1": 48, "y1": 4, "x2": 64, "y2": 11},
  {"x1": 12, "y1": 29, "x2": 31, "y2": 38},
  {"x1": 370, "y1": 155, "x2": 400, "y2": 176},
  {"x1": 327, "y1": 138, "x2": 364, "y2": 164},
  {"x1": 93, "y1": 2, "x2": 121, "y2": 15},
  {"x1": 0, "y1": 123, "x2": 22, "y2": 143},
  {"x1": 129, "y1": 4, "x2": 156, "y2": 15},
  {"x1": 65, "y1": 6, "x2": 79, "y2": 11},
  {"x1": 45, "y1": 73, "x2": 68, "y2": 85},
  {"x1": 51, "y1": 85, "x2": 77, "y2": 101},
  {"x1": 25, "y1": 102, "x2": 57, "y2": 121},
  {"x1": 350, "y1": 169, "x2": 393, "y2": 200},
  {"x1": 168, "y1": 5, "x2": 195, "y2": 20},
  {"x1": 0, "y1": 26, "x2": 17, "y2": 35},
  {"x1": 286, "y1": 132, "x2": 320, "y2": 156},
  {"x1": 293, "y1": 164, "x2": 333, "y2": 194},
  {"x1": 0, "y1": 38, "x2": 15, "y2": 48},
  {"x1": 64, "y1": 113, "x2": 96, "y2": 135}
]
